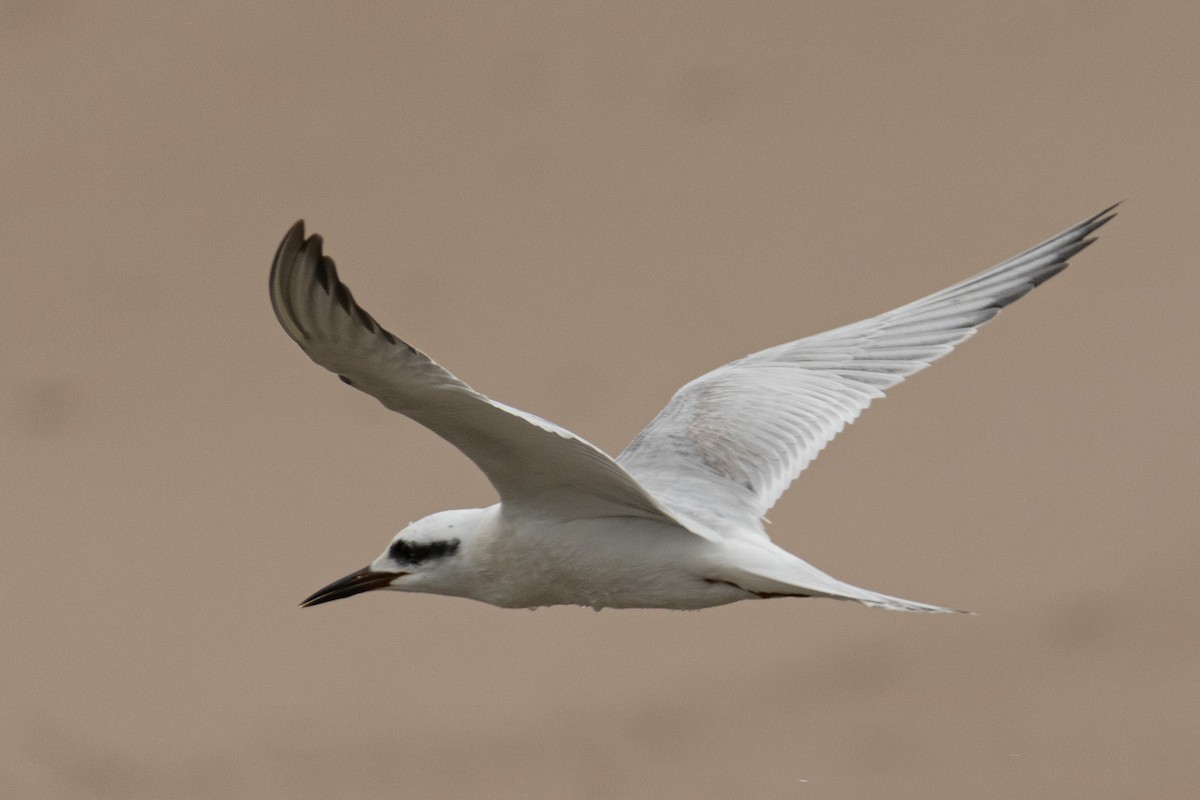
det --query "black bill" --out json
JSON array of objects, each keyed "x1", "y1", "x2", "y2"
[{"x1": 300, "y1": 566, "x2": 399, "y2": 607}]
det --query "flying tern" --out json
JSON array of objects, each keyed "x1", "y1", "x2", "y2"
[{"x1": 273, "y1": 206, "x2": 1115, "y2": 613}]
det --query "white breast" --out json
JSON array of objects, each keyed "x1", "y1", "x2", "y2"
[{"x1": 466, "y1": 511, "x2": 748, "y2": 610}]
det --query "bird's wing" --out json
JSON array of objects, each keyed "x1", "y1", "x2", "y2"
[
  {"x1": 270, "y1": 222, "x2": 690, "y2": 529},
  {"x1": 617, "y1": 205, "x2": 1117, "y2": 538}
]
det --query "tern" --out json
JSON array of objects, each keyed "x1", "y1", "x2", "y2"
[{"x1": 274, "y1": 205, "x2": 1115, "y2": 613}]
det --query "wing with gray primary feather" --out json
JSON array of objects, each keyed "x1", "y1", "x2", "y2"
[
  {"x1": 618, "y1": 205, "x2": 1117, "y2": 538},
  {"x1": 270, "y1": 222, "x2": 686, "y2": 528}
]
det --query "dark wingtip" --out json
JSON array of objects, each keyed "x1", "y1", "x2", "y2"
[
  {"x1": 269, "y1": 220, "x2": 320, "y2": 341},
  {"x1": 271, "y1": 221, "x2": 307, "y2": 275},
  {"x1": 1086, "y1": 202, "x2": 1121, "y2": 234}
]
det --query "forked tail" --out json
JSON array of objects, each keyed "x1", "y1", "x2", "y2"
[{"x1": 718, "y1": 545, "x2": 966, "y2": 613}]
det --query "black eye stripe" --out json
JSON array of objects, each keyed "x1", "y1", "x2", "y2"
[{"x1": 388, "y1": 538, "x2": 460, "y2": 564}]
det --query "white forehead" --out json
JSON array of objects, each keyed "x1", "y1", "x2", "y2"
[{"x1": 394, "y1": 507, "x2": 486, "y2": 542}]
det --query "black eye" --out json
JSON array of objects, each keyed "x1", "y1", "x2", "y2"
[{"x1": 388, "y1": 538, "x2": 460, "y2": 564}]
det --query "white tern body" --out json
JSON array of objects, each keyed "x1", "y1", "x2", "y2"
[{"x1": 271, "y1": 206, "x2": 1116, "y2": 613}]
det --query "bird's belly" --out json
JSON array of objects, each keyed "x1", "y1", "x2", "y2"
[{"x1": 475, "y1": 516, "x2": 751, "y2": 610}]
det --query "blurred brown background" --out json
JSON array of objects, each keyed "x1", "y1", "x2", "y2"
[{"x1": 3, "y1": 3, "x2": 1197, "y2": 798}]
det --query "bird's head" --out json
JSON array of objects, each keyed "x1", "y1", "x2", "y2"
[{"x1": 300, "y1": 508, "x2": 484, "y2": 607}]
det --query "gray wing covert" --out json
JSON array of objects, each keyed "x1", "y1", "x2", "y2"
[{"x1": 618, "y1": 206, "x2": 1117, "y2": 536}]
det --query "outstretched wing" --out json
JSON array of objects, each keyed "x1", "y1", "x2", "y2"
[
  {"x1": 270, "y1": 222, "x2": 683, "y2": 527},
  {"x1": 617, "y1": 205, "x2": 1117, "y2": 538}
]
